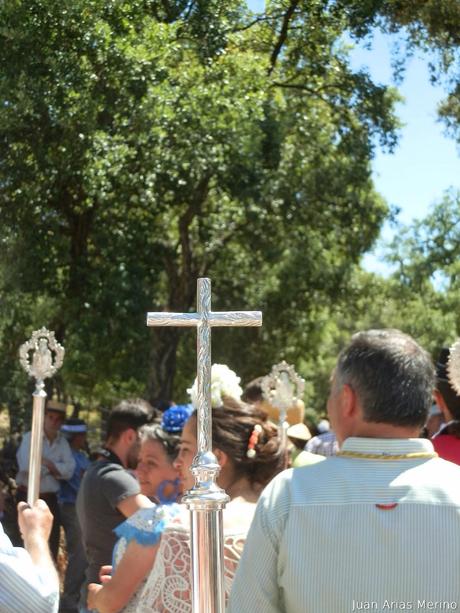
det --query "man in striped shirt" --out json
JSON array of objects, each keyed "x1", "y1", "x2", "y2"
[
  {"x1": 0, "y1": 499, "x2": 59, "y2": 612},
  {"x1": 229, "y1": 329, "x2": 460, "y2": 613}
]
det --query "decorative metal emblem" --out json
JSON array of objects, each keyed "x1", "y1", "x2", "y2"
[
  {"x1": 18, "y1": 327, "x2": 65, "y2": 506},
  {"x1": 261, "y1": 361, "x2": 305, "y2": 447},
  {"x1": 447, "y1": 339, "x2": 460, "y2": 395},
  {"x1": 261, "y1": 360, "x2": 305, "y2": 412},
  {"x1": 19, "y1": 327, "x2": 65, "y2": 382}
]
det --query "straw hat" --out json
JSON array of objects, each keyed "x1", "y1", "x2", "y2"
[{"x1": 46, "y1": 399, "x2": 67, "y2": 414}]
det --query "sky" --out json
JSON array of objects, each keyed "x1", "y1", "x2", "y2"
[
  {"x1": 350, "y1": 33, "x2": 460, "y2": 274},
  {"x1": 246, "y1": 1, "x2": 460, "y2": 275}
]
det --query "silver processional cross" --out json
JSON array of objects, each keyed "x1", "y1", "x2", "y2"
[{"x1": 147, "y1": 277, "x2": 262, "y2": 613}]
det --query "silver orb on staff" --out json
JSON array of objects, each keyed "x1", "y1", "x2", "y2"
[
  {"x1": 261, "y1": 361, "x2": 305, "y2": 448},
  {"x1": 147, "y1": 277, "x2": 262, "y2": 613},
  {"x1": 19, "y1": 327, "x2": 65, "y2": 506}
]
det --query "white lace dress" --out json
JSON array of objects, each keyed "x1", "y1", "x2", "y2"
[
  {"x1": 113, "y1": 503, "x2": 251, "y2": 613},
  {"x1": 112, "y1": 504, "x2": 179, "y2": 613}
]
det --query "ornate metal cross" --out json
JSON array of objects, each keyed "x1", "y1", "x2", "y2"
[
  {"x1": 147, "y1": 277, "x2": 262, "y2": 613},
  {"x1": 19, "y1": 327, "x2": 65, "y2": 505}
]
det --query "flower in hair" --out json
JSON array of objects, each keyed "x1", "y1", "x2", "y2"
[
  {"x1": 187, "y1": 364, "x2": 242, "y2": 409},
  {"x1": 246, "y1": 424, "x2": 263, "y2": 458},
  {"x1": 161, "y1": 404, "x2": 194, "y2": 433}
]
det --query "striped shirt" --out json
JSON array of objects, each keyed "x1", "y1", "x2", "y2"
[
  {"x1": 228, "y1": 437, "x2": 460, "y2": 613},
  {"x1": 0, "y1": 522, "x2": 59, "y2": 613}
]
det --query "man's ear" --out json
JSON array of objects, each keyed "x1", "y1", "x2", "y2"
[
  {"x1": 214, "y1": 448, "x2": 229, "y2": 469},
  {"x1": 341, "y1": 383, "x2": 358, "y2": 418},
  {"x1": 121, "y1": 427, "x2": 137, "y2": 446}
]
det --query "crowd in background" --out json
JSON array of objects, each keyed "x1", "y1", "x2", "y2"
[{"x1": 1, "y1": 334, "x2": 460, "y2": 612}]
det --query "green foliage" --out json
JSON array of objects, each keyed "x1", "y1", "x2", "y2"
[{"x1": 0, "y1": 0, "x2": 458, "y2": 422}]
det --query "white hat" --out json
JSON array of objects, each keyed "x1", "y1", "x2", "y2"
[{"x1": 287, "y1": 423, "x2": 312, "y2": 442}]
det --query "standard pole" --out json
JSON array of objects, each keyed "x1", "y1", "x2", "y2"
[
  {"x1": 190, "y1": 508, "x2": 226, "y2": 612},
  {"x1": 27, "y1": 383, "x2": 47, "y2": 506},
  {"x1": 183, "y1": 278, "x2": 229, "y2": 613}
]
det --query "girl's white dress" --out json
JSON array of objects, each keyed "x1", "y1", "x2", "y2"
[{"x1": 113, "y1": 502, "x2": 252, "y2": 613}]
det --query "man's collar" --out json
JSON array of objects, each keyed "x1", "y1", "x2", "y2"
[
  {"x1": 341, "y1": 437, "x2": 434, "y2": 456},
  {"x1": 97, "y1": 447, "x2": 124, "y2": 466},
  {"x1": 44, "y1": 431, "x2": 61, "y2": 444}
]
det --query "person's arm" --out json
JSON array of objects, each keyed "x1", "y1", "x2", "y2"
[
  {"x1": 87, "y1": 539, "x2": 159, "y2": 613},
  {"x1": 227, "y1": 474, "x2": 291, "y2": 613},
  {"x1": 43, "y1": 438, "x2": 76, "y2": 480},
  {"x1": 117, "y1": 492, "x2": 153, "y2": 517},
  {"x1": 0, "y1": 500, "x2": 59, "y2": 613},
  {"x1": 16, "y1": 432, "x2": 31, "y2": 473}
]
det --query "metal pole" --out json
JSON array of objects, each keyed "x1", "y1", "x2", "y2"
[
  {"x1": 279, "y1": 408, "x2": 289, "y2": 450},
  {"x1": 28, "y1": 382, "x2": 47, "y2": 506},
  {"x1": 183, "y1": 278, "x2": 229, "y2": 613}
]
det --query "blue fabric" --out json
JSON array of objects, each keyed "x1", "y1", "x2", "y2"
[
  {"x1": 59, "y1": 450, "x2": 90, "y2": 504},
  {"x1": 114, "y1": 517, "x2": 166, "y2": 547},
  {"x1": 113, "y1": 506, "x2": 168, "y2": 548},
  {"x1": 111, "y1": 505, "x2": 181, "y2": 573},
  {"x1": 161, "y1": 404, "x2": 193, "y2": 433}
]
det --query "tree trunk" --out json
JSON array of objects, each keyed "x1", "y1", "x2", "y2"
[{"x1": 146, "y1": 327, "x2": 182, "y2": 407}]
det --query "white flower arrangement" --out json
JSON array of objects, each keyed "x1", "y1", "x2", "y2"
[{"x1": 188, "y1": 364, "x2": 243, "y2": 409}]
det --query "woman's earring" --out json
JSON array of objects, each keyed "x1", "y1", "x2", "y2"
[{"x1": 157, "y1": 478, "x2": 181, "y2": 504}]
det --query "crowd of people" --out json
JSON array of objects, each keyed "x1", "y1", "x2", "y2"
[{"x1": 1, "y1": 328, "x2": 460, "y2": 612}]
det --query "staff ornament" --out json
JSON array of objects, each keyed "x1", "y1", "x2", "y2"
[
  {"x1": 147, "y1": 277, "x2": 262, "y2": 613},
  {"x1": 447, "y1": 339, "x2": 460, "y2": 396},
  {"x1": 19, "y1": 328, "x2": 65, "y2": 505},
  {"x1": 261, "y1": 361, "x2": 305, "y2": 447}
]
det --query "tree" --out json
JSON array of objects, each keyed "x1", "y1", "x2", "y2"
[{"x1": 3, "y1": 0, "x2": 445, "y2": 417}]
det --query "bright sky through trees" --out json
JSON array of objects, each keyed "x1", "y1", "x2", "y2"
[
  {"x1": 350, "y1": 32, "x2": 460, "y2": 274},
  {"x1": 247, "y1": 1, "x2": 460, "y2": 275}
]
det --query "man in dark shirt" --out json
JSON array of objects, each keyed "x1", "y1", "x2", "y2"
[{"x1": 76, "y1": 399, "x2": 154, "y2": 610}]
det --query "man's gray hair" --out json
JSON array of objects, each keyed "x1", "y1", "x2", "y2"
[{"x1": 335, "y1": 329, "x2": 435, "y2": 427}]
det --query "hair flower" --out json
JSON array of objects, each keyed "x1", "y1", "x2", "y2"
[{"x1": 188, "y1": 364, "x2": 242, "y2": 409}]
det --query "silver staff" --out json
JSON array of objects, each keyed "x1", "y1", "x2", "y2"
[
  {"x1": 147, "y1": 277, "x2": 262, "y2": 613},
  {"x1": 19, "y1": 328, "x2": 65, "y2": 506},
  {"x1": 261, "y1": 361, "x2": 305, "y2": 448}
]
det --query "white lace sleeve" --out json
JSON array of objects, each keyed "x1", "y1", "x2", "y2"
[
  {"x1": 113, "y1": 504, "x2": 180, "y2": 613},
  {"x1": 112, "y1": 506, "x2": 168, "y2": 568},
  {"x1": 137, "y1": 519, "x2": 247, "y2": 613}
]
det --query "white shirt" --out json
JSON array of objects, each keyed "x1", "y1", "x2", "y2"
[
  {"x1": 0, "y1": 522, "x2": 59, "y2": 613},
  {"x1": 228, "y1": 437, "x2": 460, "y2": 613},
  {"x1": 16, "y1": 431, "x2": 75, "y2": 493}
]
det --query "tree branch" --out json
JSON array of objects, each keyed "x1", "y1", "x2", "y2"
[{"x1": 268, "y1": 0, "x2": 301, "y2": 75}]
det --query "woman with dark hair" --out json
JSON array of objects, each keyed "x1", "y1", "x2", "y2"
[
  {"x1": 87, "y1": 366, "x2": 284, "y2": 613},
  {"x1": 136, "y1": 404, "x2": 193, "y2": 504}
]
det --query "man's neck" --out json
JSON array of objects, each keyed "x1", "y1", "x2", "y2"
[
  {"x1": 350, "y1": 422, "x2": 421, "y2": 440},
  {"x1": 44, "y1": 430, "x2": 58, "y2": 443},
  {"x1": 105, "y1": 443, "x2": 126, "y2": 467}
]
